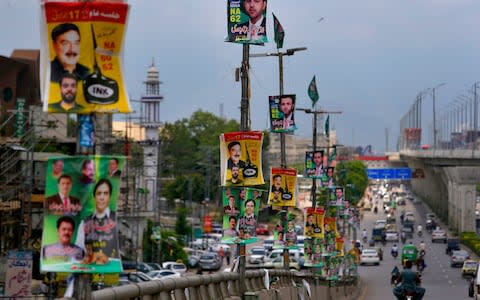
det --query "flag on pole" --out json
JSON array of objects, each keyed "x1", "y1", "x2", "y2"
[
  {"x1": 308, "y1": 76, "x2": 319, "y2": 107},
  {"x1": 325, "y1": 115, "x2": 330, "y2": 138},
  {"x1": 273, "y1": 13, "x2": 285, "y2": 49}
]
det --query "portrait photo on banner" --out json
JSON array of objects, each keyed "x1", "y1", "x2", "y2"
[
  {"x1": 269, "y1": 94, "x2": 296, "y2": 133},
  {"x1": 226, "y1": 0, "x2": 268, "y2": 44}
]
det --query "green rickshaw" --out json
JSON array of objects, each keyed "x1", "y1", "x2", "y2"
[{"x1": 401, "y1": 244, "x2": 418, "y2": 267}]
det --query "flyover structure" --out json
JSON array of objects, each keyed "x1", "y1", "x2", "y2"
[{"x1": 400, "y1": 149, "x2": 480, "y2": 233}]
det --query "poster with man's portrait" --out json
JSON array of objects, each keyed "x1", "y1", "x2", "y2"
[
  {"x1": 267, "y1": 167, "x2": 297, "y2": 207},
  {"x1": 305, "y1": 150, "x2": 325, "y2": 179},
  {"x1": 41, "y1": 155, "x2": 124, "y2": 274},
  {"x1": 220, "y1": 131, "x2": 265, "y2": 187},
  {"x1": 304, "y1": 207, "x2": 324, "y2": 239},
  {"x1": 226, "y1": 0, "x2": 268, "y2": 44},
  {"x1": 41, "y1": 1, "x2": 132, "y2": 113},
  {"x1": 236, "y1": 187, "x2": 261, "y2": 244},
  {"x1": 269, "y1": 94, "x2": 296, "y2": 133}
]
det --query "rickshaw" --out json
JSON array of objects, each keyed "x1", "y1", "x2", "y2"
[{"x1": 401, "y1": 244, "x2": 418, "y2": 267}]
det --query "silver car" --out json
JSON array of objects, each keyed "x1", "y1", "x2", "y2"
[{"x1": 198, "y1": 252, "x2": 222, "y2": 271}]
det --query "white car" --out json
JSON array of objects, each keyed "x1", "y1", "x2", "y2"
[
  {"x1": 248, "y1": 247, "x2": 266, "y2": 264},
  {"x1": 431, "y1": 228, "x2": 447, "y2": 243},
  {"x1": 360, "y1": 248, "x2": 380, "y2": 266},
  {"x1": 147, "y1": 270, "x2": 181, "y2": 280},
  {"x1": 374, "y1": 219, "x2": 387, "y2": 227},
  {"x1": 264, "y1": 256, "x2": 300, "y2": 271},
  {"x1": 386, "y1": 230, "x2": 399, "y2": 242},
  {"x1": 162, "y1": 262, "x2": 187, "y2": 275}
]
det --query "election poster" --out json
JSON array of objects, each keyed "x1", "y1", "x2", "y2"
[
  {"x1": 41, "y1": 155, "x2": 125, "y2": 273},
  {"x1": 305, "y1": 150, "x2": 325, "y2": 179},
  {"x1": 268, "y1": 167, "x2": 297, "y2": 207},
  {"x1": 226, "y1": 0, "x2": 268, "y2": 44},
  {"x1": 41, "y1": 1, "x2": 131, "y2": 113},
  {"x1": 220, "y1": 131, "x2": 265, "y2": 187},
  {"x1": 330, "y1": 186, "x2": 345, "y2": 207},
  {"x1": 5, "y1": 250, "x2": 32, "y2": 297},
  {"x1": 221, "y1": 187, "x2": 262, "y2": 244},
  {"x1": 304, "y1": 207, "x2": 324, "y2": 239},
  {"x1": 269, "y1": 94, "x2": 296, "y2": 133},
  {"x1": 320, "y1": 166, "x2": 335, "y2": 188},
  {"x1": 304, "y1": 237, "x2": 324, "y2": 267}
]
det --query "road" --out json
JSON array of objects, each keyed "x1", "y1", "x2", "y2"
[{"x1": 358, "y1": 195, "x2": 473, "y2": 299}]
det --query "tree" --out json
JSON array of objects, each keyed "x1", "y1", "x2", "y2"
[
  {"x1": 336, "y1": 160, "x2": 369, "y2": 206},
  {"x1": 175, "y1": 206, "x2": 192, "y2": 244}
]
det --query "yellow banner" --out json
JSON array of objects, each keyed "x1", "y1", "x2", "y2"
[
  {"x1": 268, "y1": 167, "x2": 297, "y2": 207},
  {"x1": 41, "y1": 1, "x2": 131, "y2": 113}
]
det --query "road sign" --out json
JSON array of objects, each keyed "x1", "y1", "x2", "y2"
[{"x1": 367, "y1": 168, "x2": 412, "y2": 180}]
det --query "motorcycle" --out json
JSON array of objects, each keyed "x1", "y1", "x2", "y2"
[
  {"x1": 417, "y1": 230, "x2": 422, "y2": 238},
  {"x1": 391, "y1": 249, "x2": 398, "y2": 258},
  {"x1": 362, "y1": 235, "x2": 368, "y2": 243},
  {"x1": 419, "y1": 249, "x2": 426, "y2": 257}
]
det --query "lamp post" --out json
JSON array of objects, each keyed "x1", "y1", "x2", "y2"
[{"x1": 431, "y1": 83, "x2": 446, "y2": 149}]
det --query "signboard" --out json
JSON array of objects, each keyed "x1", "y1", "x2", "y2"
[
  {"x1": 225, "y1": 0, "x2": 268, "y2": 44},
  {"x1": 15, "y1": 98, "x2": 26, "y2": 138},
  {"x1": 367, "y1": 168, "x2": 412, "y2": 180},
  {"x1": 5, "y1": 250, "x2": 32, "y2": 297}
]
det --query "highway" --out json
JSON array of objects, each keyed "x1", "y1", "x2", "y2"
[{"x1": 358, "y1": 194, "x2": 474, "y2": 300}]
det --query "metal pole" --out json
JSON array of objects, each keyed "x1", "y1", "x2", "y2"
[
  {"x1": 433, "y1": 88, "x2": 437, "y2": 149},
  {"x1": 312, "y1": 112, "x2": 317, "y2": 207}
]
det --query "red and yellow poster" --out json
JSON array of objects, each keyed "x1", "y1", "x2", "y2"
[
  {"x1": 41, "y1": 1, "x2": 131, "y2": 113},
  {"x1": 304, "y1": 207, "x2": 324, "y2": 238},
  {"x1": 41, "y1": 155, "x2": 124, "y2": 274},
  {"x1": 220, "y1": 131, "x2": 265, "y2": 186},
  {"x1": 268, "y1": 167, "x2": 297, "y2": 207}
]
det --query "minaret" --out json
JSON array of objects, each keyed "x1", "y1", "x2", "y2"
[{"x1": 140, "y1": 59, "x2": 163, "y2": 215}]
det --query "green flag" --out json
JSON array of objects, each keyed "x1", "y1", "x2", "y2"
[
  {"x1": 329, "y1": 145, "x2": 337, "y2": 162},
  {"x1": 325, "y1": 115, "x2": 330, "y2": 138},
  {"x1": 308, "y1": 76, "x2": 319, "y2": 107},
  {"x1": 273, "y1": 13, "x2": 284, "y2": 49}
]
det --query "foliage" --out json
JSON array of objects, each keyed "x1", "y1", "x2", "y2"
[
  {"x1": 460, "y1": 232, "x2": 480, "y2": 257},
  {"x1": 336, "y1": 160, "x2": 368, "y2": 206},
  {"x1": 142, "y1": 219, "x2": 188, "y2": 264},
  {"x1": 175, "y1": 206, "x2": 192, "y2": 243}
]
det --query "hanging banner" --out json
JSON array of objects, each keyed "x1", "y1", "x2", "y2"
[
  {"x1": 5, "y1": 250, "x2": 33, "y2": 297},
  {"x1": 221, "y1": 187, "x2": 261, "y2": 244},
  {"x1": 304, "y1": 207, "x2": 324, "y2": 238},
  {"x1": 305, "y1": 150, "x2": 325, "y2": 178},
  {"x1": 268, "y1": 167, "x2": 297, "y2": 207},
  {"x1": 330, "y1": 187, "x2": 345, "y2": 207},
  {"x1": 41, "y1": 155, "x2": 125, "y2": 274},
  {"x1": 225, "y1": 0, "x2": 268, "y2": 44},
  {"x1": 269, "y1": 94, "x2": 296, "y2": 133},
  {"x1": 320, "y1": 166, "x2": 335, "y2": 188},
  {"x1": 272, "y1": 210, "x2": 287, "y2": 249},
  {"x1": 220, "y1": 131, "x2": 265, "y2": 186},
  {"x1": 41, "y1": 1, "x2": 131, "y2": 113},
  {"x1": 324, "y1": 217, "x2": 338, "y2": 254},
  {"x1": 304, "y1": 237, "x2": 324, "y2": 267},
  {"x1": 79, "y1": 114, "x2": 95, "y2": 147}
]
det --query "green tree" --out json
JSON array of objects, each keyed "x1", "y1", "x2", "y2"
[
  {"x1": 336, "y1": 160, "x2": 368, "y2": 206},
  {"x1": 175, "y1": 206, "x2": 192, "y2": 244}
]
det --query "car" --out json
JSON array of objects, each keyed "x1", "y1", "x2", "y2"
[
  {"x1": 162, "y1": 262, "x2": 187, "y2": 275},
  {"x1": 386, "y1": 230, "x2": 399, "y2": 242},
  {"x1": 462, "y1": 260, "x2": 478, "y2": 277},
  {"x1": 147, "y1": 263, "x2": 162, "y2": 270},
  {"x1": 265, "y1": 249, "x2": 302, "y2": 263},
  {"x1": 374, "y1": 219, "x2": 387, "y2": 227},
  {"x1": 122, "y1": 261, "x2": 154, "y2": 274},
  {"x1": 426, "y1": 213, "x2": 435, "y2": 220},
  {"x1": 451, "y1": 250, "x2": 470, "y2": 267},
  {"x1": 184, "y1": 247, "x2": 206, "y2": 268},
  {"x1": 404, "y1": 212, "x2": 415, "y2": 223},
  {"x1": 263, "y1": 236, "x2": 274, "y2": 253},
  {"x1": 263, "y1": 256, "x2": 300, "y2": 271},
  {"x1": 198, "y1": 253, "x2": 222, "y2": 271},
  {"x1": 401, "y1": 226, "x2": 414, "y2": 239},
  {"x1": 432, "y1": 228, "x2": 447, "y2": 243},
  {"x1": 119, "y1": 272, "x2": 153, "y2": 285},
  {"x1": 256, "y1": 223, "x2": 269, "y2": 235},
  {"x1": 360, "y1": 248, "x2": 380, "y2": 266},
  {"x1": 147, "y1": 270, "x2": 181, "y2": 279},
  {"x1": 248, "y1": 247, "x2": 266, "y2": 264},
  {"x1": 445, "y1": 238, "x2": 461, "y2": 255}
]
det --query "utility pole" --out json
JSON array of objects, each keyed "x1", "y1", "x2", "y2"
[
  {"x1": 296, "y1": 108, "x2": 341, "y2": 208},
  {"x1": 251, "y1": 46, "x2": 307, "y2": 269}
]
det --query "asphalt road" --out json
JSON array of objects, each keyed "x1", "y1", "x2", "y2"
[{"x1": 358, "y1": 195, "x2": 474, "y2": 300}]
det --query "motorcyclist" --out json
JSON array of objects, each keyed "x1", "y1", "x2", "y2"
[
  {"x1": 391, "y1": 244, "x2": 399, "y2": 258},
  {"x1": 419, "y1": 241, "x2": 426, "y2": 255},
  {"x1": 401, "y1": 231, "x2": 407, "y2": 244},
  {"x1": 362, "y1": 229, "x2": 368, "y2": 242},
  {"x1": 391, "y1": 265, "x2": 400, "y2": 285},
  {"x1": 393, "y1": 260, "x2": 425, "y2": 300},
  {"x1": 417, "y1": 225, "x2": 423, "y2": 236}
]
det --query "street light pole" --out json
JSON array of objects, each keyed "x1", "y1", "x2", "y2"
[{"x1": 296, "y1": 108, "x2": 342, "y2": 208}]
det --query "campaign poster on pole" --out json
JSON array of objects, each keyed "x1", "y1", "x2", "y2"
[
  {"x1": 330, "y1": 186, "x2": 345, "y2": 207},
  {"x1": 305, "y1": 150, "x2": 325, "y2": 179},
  {"x1": 269, "y1": 94, "x2": 296, "y2": 133},
  {"x1": 41, "y1": 1, "x2": 131, "y2": 113},
  {"x1": 5, "y1": 250, "x2": 33, "y2": 297},
  {"x1": 304, "y1": 207, "x2": 324, "y2": 238},
  {"x1": 41, "y1": 155, "x2": 124, "y2": 273},
  {"x1": 225, "y1": 0, "x2": 268, "y2": 44},
  {"x1": 324, "y1": 217, "x2": 338, "y2": 254},
  {"x1": 268, "y1": 167, "x2": 297, "y2": 207},
  {"x1": 220, "y1": 131, "x2": 265, "y2": 186},
  {"x1": 320, "y1": 166, "x2": 335, "y2": 188}
]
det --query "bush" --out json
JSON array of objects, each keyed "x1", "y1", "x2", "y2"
[{"x1": 460, "y1": 232, "x2": 480, "y2": 257}]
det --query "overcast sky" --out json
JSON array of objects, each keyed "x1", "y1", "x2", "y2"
[{"x1": 1, "y1": 0, "x2": 480, "y2": 153}]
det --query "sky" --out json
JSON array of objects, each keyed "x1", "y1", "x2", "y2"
[{"x1": 1, "y1": 0, "x2": 480, "y2": 154}]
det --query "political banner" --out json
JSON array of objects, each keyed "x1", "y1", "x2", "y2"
[
  {"x1": 330, "y1": 186, "x2": 345, "y2": 207},
  {"x1": 226, "y1": 0, "x2": 268, "y2": 44},
  {"x1": 305, "y1": 150, "x2": 325, "y2": 179},
  {"x1": 268, "y1": 167, "x2": 297, "y2": 207},
  {"x1": 269, "y1": 94, "x2": 296, "y2": 133},
  {"x1": 304, "y1": 207, "x2": 324, "y2": 239},
  {"x1": 220, "y1": 131, "x2": 264, "y2": 186},
  {"x1": 221, "y1": 187, "x2": 261, "y2": 244},
  {"x1": 5, "y1": 250, "x2": 33, "y2": 297},
  {"x1": 41, "y1": 1, "x2": 131, "y2": 113},
  {"x1": 304, "y1": 237, "x2": 324, "y2": 267},
  {"x1": 320, "y1": 166, "x2": 335, "y2": 188},
  {"x1": 41, "y1": 155, "x2": 125, "y2": 273},
  {"x1": 324, "y1": 217, "x2": 338, "y2": 255}
]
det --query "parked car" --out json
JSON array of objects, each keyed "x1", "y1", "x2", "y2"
[
  {"x1": 360, "y1": 248, "x2": 380, "y2": 266},
  {"x1": 451, "y1": 250, "x2": 470, "y2": 267},
  {"x1": 119, "y1": 272, "x2": 152, "y2": 285},
  {"x1": 432, "y1": 228, "x2": 447, "y2": 243},
  {"x1": 445, "y1": 238, "x2": 460, "y2": 255},
  {"x1": 162, "y1": 262, "x2": 187, "y2": 275},
  {"x1": 248, "y1": 247, "x2": 266, "y2": 264},
  {"x1": 122, "y1": 261, "x2": 154, "y2": 274},
  {"x1": 263, "y1": 236, "x2": 274, "y2": 253},
  {"x1": 147, "y1": 263, "x2": 162, "y2": 270},
  {"x1": 147, "y1": 270, "x2": 181, "y2": 279},
  {"x1": 256, "y1": 223, "x2": 269, "y2": 235},
  {"x1": 462, "y1": 260, "x2": 478, "y2": 277},
  {"x1": 198, "y1": 253, "x2": 222, "y2": 271},
  {"x1": 263, "y1": 256, "x2": 300, "y2": 271},
  {"x1": 265, "y1": 249, "x2": 302, "y2": 263}
]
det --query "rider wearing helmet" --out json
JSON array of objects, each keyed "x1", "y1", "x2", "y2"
[
  {"x1": 419, "y1": 241, "x2": 426, "y2": 252},
  {"x1": 393, "y1": 260, "x2": 425, "y2": 300}
]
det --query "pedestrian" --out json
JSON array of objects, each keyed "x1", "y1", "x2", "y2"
[{"x1": 219, "y1": 246, "x2": 225, "y2": 263}]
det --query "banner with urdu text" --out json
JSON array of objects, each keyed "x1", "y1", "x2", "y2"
[
  {"x1": 41, "y1": 155, "x2": 125, "y2": 273},
  {"x1": 225, "y1": 0, "x2": 268, "y2": 44},
  {"x1": 41, "y1": 1, "x2": 131, "y2": 113},
  {"x1": 268, "y1": 167, "x2": 297, "y2": 207}
]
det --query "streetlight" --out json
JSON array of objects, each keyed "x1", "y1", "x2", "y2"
[{"x1": 431, "y1": 83, "x2": 446, "y2": 149}]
